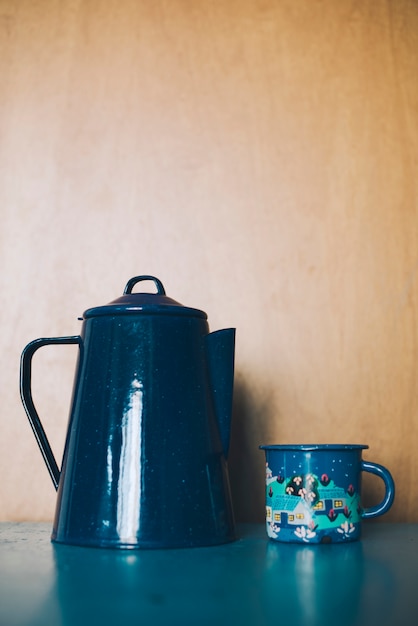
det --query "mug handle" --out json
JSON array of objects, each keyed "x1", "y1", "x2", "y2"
[
  {"x1": 20, "y1": 336, "x2": 82, "y2": 491},
  {"x1": 361, "y1": 460, "x2": 395, "y2": 519}
]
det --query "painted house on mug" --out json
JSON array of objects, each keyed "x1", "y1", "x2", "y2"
[
  {"x1": 313, "y1": 485, "x2": 352, "y2": 519},
  {"x1": 266, "y1": 483, "x2": 352, "y2": 528},
  {"x1": 266, "y1": 494, "x2": 311, "y2": 527}
]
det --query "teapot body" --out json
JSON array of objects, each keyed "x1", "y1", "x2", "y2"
[{"x1": 21, "y1": 277, "x2": 236, "y2": 549}]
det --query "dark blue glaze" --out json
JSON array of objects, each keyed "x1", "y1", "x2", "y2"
[
  {"x1": 20, "y1": 276, "x2": 236, "y2": 549},
  {"x1": 260, "y1": 444, "x2": 395, "y2": 544}
]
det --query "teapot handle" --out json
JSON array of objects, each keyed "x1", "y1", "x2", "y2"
[{"x1": 20, "y1": 336, "x2": 82, "y2": 491}]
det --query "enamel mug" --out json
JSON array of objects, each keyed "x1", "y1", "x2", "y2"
[{"x1": 260, "y1": 444, "x2": 395, "y2": 544}]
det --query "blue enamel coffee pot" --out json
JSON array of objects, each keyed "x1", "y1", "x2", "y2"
[{"x1": 20, "y1": 276, "x2": 236, "y2": 549}]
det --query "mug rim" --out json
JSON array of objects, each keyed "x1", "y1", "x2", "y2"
[{"x1": 259, "y1": 444, "x2": 369, "y2": 451}]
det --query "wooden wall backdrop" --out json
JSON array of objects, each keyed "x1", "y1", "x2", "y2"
[{"x1": 1, "y1": 0, "x2": 417, "y2": 524}]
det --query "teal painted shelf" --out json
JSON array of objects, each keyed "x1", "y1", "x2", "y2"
[{"x1": 1, "y1": 522, "x2": 417, "y2": 625}]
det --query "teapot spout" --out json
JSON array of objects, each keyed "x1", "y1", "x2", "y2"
[{"x1": 205, "y1": 328, "x2": 236, "y2": 458}]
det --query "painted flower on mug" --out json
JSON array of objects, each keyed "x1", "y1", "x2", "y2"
[
  {"x1": 337, "y1": 521, "x2": 356, "y2": 539},
  {"x1": 268, "y1": 522, "x2": 281, "y2": 539},
  {"x1": 306, "y1": 490, "x2": 317, "y2": 503},
  {"x1": 328, "y1": 508, "x2": 338, "y2": 522},
  {"x1": 320, "y1": 473, "x2": 330, "y2": 486},
  {"x1": 294, "y1": 526, "x2": 316, "y2": 542},
  {"x1": 343, "y1": 505, "x2": 351, "y2": 518}
]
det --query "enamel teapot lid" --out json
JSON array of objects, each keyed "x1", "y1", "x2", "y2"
[{"x1": 82, "y1": 275, "x2": 207, "y2": 319}]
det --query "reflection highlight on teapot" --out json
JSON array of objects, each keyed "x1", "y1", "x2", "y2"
[{"x1": 112, "y1": 376, "x2": 144, "y2": 543}]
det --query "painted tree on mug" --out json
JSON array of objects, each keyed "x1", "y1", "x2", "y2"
[{"x1": 285, "y1": 474, "x2": 320, "y2": 505}]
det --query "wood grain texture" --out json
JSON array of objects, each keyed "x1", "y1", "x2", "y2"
[{"x1": 1, "y1": 0, "x2": 417, "y2": 523}]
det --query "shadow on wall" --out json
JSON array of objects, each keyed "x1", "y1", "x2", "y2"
[{"x1": 228, "y1": 373, "x2": 279, "y2": 523}]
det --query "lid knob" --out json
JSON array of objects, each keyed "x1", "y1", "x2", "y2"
[{"x1": 123, "y1": 275, "x2": 166, "y2": 296}]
